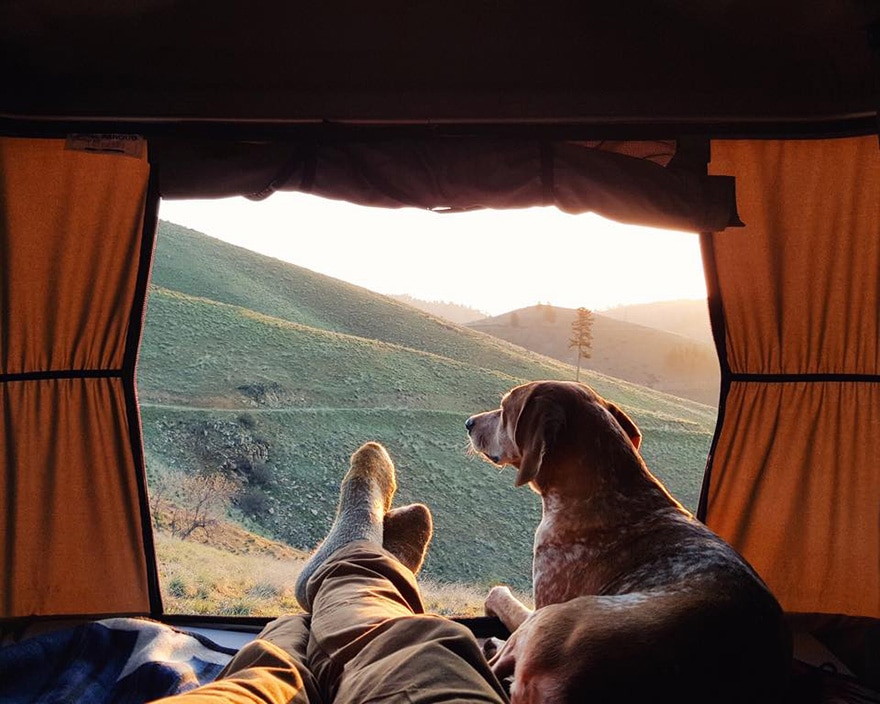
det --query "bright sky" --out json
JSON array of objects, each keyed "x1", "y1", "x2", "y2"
[{"x1": 159, "y1": 193, "x2": 707, "y2": 317}]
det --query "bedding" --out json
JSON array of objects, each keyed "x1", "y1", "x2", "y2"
[{"x1": 0, "y1": 618, "x2": 235, "y2": 703}]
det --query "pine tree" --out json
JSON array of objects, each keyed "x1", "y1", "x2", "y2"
[{"x1": 569, "y1": 307, "x2": 594, "y2": 381}]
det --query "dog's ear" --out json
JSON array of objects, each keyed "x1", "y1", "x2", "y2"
[
  {"x1": 604, "y1": 401, "x2": 642, "y2": 451},
  {"x1": 512, "y1": 390, "x2": 565, "y2": 487}
]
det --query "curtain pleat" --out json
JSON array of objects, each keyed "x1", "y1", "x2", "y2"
[
  {"x1": 0, "y1": 137, "x2": 154, "y2": 617},
  {"x1": 703, "y1": 137, "x2": 880, "y2": 618}
]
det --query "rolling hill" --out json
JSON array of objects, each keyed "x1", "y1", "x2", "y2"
[
  {"x1": 467, "y1": 305, "x2": 720, "y2": 406},
  {"x1": 601, "y1": 299, "x2": 716, "y2": 345},
  {"x1": 388, "y1": 294, "x2": 487, "y2": 324},
  {"x1": 139, "y1": 221, "x2": 718, "y2": 596}
]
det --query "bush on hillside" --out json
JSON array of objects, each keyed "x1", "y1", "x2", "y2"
[
  {"x1": 152, "y1": 471, "x2": 239, "y2": 540},
  {"x1": 235, "y1": 487, "x2": 270, "y2": 517}
]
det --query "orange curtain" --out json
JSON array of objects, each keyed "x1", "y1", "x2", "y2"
[
  {"x1": 702, "y1": 137, "x2": 880, "y2": 617},
  {"x1": 0, "y1": 136, "x2": 158, "y2": 617}
]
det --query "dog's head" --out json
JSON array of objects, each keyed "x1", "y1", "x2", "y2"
[{"x1": 466, "y1": 380, "x2": 642, "y2": 490}]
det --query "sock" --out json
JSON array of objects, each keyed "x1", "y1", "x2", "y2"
[
  {"x1": 383, "y1": 503, "x2": 433, "y2": 574},
  {"x1": 295, "y1": 442, "x2": 397, "y2": 611}
]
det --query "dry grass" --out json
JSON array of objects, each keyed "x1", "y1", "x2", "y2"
[
  {"x1": 153, "y1": 505, "x2": 307, "y2": 560},
  {"x1": 419, "y1": 578, "x2": 532, "y2": 617},
  {"x1": 156, "y1": 531, "x2": 532, "y2": 618},
  {"x1": 157, "y1": 532, "x2": 305, "y2": 615}
]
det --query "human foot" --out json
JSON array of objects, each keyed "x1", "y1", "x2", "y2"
[
  {"x1": 295, "y1": 442, "x2": 397, "y2": 610},
  {"x1": 383, "y1": 503, "x2": 433, "y2": 574}
]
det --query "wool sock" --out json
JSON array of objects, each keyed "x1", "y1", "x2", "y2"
[
  {"x1": 295, "y1": 441, "x2": 397, "y2": 611},
  {"x1": 383, "y1": 503, "x2": 433, "y2": 574}
]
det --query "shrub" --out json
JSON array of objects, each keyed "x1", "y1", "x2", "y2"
[
  {"x1": 160, "y1": 472, "x2": 239, "y2": 540},
  {"x1": 248, "y1": 581, "x2": 281, "y2": 599},
  {"x1": 221, "y1": 600, "x2": 255, "y2": 616},
  {"x1": 248, "y1": 461, "x2": 276, "y2": 487},
  {"x1": 167, "y1": 577, "x2": 191, "y2": 598},
  {"x1": 236, "y1": 487, "x2": 269, "y2": 517},
  {"x1": 237, "y1": 413, "x2": 256, "y2": 429}
]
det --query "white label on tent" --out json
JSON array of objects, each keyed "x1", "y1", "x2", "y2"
[{"x1": 66, "y1": 134, "x2": 145, "y2": 158}]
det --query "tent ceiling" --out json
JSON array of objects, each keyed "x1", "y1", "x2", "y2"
[
  {"x1": 2, "y1": 3, "x2": 880, "y2": 632},
  {"x1": 2, "y1": 1, "x2": 879, "y2": 134}
]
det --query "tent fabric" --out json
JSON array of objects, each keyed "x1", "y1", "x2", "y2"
[
  {"x1": 701, "y1": 136, "x2": 880, "y2": 618},
  {"x1": 0, "y1": 136, "x2": 157, "y2": 617},
  {"x1": 155, "y1": 137, "x2": 738, "y2": 233},
  {"x1": 1, "y1": 2, "x2": 877, "y2": 128}
]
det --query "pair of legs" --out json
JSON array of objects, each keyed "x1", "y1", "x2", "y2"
[{"x1": 156, "y1": 443, "x2": 508, "y2": 704}]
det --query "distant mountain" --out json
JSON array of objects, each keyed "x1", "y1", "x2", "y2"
[
  {"x1": 141, "y1": 221, "x2": 717, "y2": 595},
  {"x1": 389, "y1": 294, "x2": 487, "y2": 324},
  {"x1": 467, "y1": 304, "x2": 720, "y2": 406},
  {"x1": 601, "y1": 299, "x2": 715, "y2": 345}
]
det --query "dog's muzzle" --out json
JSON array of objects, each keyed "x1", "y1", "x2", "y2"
[{"x1": 465, "y1": 416, "x2": 501, "y2": 463}]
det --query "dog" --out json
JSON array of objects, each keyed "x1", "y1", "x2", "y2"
[{"x1": 466, "y1": 380, "x2": 791, "y2": 704}]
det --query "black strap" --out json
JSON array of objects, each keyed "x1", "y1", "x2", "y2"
[{"x1": 0, "y1": 369, "x2": 122, "y2": 383}]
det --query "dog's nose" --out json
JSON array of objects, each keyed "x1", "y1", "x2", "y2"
[{"x1": 465, "y1": 416, "x2": 476, "y2": 431}]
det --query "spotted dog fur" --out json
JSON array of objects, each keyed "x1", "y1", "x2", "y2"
[{"x1": 466, "y1": 380, "x2": 791, "y2": 704}]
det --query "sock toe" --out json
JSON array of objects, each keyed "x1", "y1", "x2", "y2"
[{"x1": 383, "y1": 503, "x2": 433, "y2": 574}]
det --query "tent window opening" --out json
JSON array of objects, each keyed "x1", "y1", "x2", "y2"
[{"x1": 140, "y1": 193, "x2": 715, "y2": 617}]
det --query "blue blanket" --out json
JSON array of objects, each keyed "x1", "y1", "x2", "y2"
[{"x1": 0, "y1": 618, "x2": 236, "y2": 703}]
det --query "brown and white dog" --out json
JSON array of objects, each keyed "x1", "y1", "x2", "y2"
[{"x1": 466, "y1": 380, "x2": 791, "y2": 704}]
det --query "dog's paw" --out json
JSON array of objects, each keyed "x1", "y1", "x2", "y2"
[
  {"x1": 485, "y1": 585, "x2": 533, "y2": 633},
  {"x1": 485, "y1": 585, "x2": 515, "y2": 618}
]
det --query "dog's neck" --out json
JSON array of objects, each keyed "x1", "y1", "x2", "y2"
[{"x1": 534, "y1": 441, "x2": 680, "y2": 514}]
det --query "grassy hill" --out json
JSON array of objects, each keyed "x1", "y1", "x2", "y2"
[
  {"x1": 601, "y1": 299, "x2": 716, "y2": 345},
  {"x1": 139, "y1": 220, "x2": 718, "y2": 602},
  {"x1": 138, "y1": 287, "x2": 527, "y2": 412},
  {"x1": 467, "y1": 305, "x2": 720, "y2": 406},
  {"x1": 151, "y1": 222, "x2": 576, "y2": 381}
]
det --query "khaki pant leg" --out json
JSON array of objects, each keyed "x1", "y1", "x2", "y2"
[
  {"x1": 306, "y1": 541, "x2": 508, "y2": 704},
  {"x1": 154, "y1": 615, "x2": 322, "y2": 704}
]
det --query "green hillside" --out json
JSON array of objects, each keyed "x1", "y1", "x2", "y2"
[
  {"x1": 149, "y1": 222, "x2": 714, "y2": 426},
  {"x1": 138, "y1": 287, "x2": 524, "y2": 412},
  {"x1": 139, "y1": 220, "x2": 718, "y2": 595},
  {"x1": 468, "y1": 305, "x2": 720, "y2": 406},
  {"x1": 152, "y1": 221, "x2": 580, "y2": 382}
]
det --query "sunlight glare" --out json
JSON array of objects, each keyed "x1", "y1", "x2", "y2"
[{"x1": 159, "y1": 193, "x2": 707, "y2": 316}]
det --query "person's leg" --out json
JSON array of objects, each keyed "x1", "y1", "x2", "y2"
[
  {"x1": 151, "y1": 615, "x2": 321, "y2": 704},
  {"x1": 296, "y1": 442, "x2": 508, "y2": 704},
  {"x1": 306, "y1": 542, "x2": 507, "y2": 704}
]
